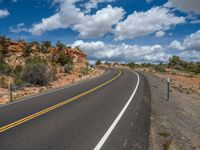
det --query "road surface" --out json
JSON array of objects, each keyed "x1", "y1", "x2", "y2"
[{"x1": 0, "y1": 68, "x2": 151, "y2": 150}]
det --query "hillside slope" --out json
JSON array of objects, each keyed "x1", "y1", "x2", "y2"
[{"x1": 0, "y1": 37, "x2": 101, "y2": 104}]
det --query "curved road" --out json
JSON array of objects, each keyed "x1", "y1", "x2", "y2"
[{"x1": 0, "y1": 68, "x2": 151, "y2": 150}]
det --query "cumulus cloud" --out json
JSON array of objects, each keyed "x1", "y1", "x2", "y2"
[
  {"x1": 165, "y1": 0, "x2": 200, "y2": 14},
  {"x1": 0, "y1": 9, "x2": 9, "y2": 18},
  {"x1": 28, "y1": 1, "x2": 186, "y2": 41},
  {"x1": 74, "y1": 5, "x2": 124, "y2": 38},
  {"x1": 71, "y1": 40, "x2": 169, "y2": 63},
  {"x1": 170, "y1": 30, "x2": 200, "y2": 51},
  {"x1": 30, "y1": 0, "x2": 84, "y2": 35},
  {"x1": 72, "y1": 39, "x2": 200, "y2": 63},
  {"x1": 114, "y1": 7, "x2": 185, "y2": 40},
  {"x1": 183, "y1": 30, "x2": 200, "y2": 50},
  {"x1": 30, "y1": 0, "x2": 123, "y2": 38},
  {"x1": 155, "y1": 31, "x2": 166, "y2": 37},
  {"x1": 84, "y1": 0, "x2": 116, "y2": 13},
  {"x1": 169, "y1": 40, "x2": 184, "y2": 50},
  {"x1": 9, "y1": 23, "x2": 28, "y2": 33}
]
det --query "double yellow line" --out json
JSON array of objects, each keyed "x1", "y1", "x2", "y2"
[{"x1": 0, "y1": 70, "x2": 121, "y2": 133}]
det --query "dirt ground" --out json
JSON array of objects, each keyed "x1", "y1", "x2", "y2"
[
  {"x1": 143, "y1": 72, "x2": 200, "y2": 150},
  {"x1": 0, "y1": 69, "x2": 103, "y2": 105}
]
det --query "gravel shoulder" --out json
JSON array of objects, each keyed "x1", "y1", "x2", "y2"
[{"x1": 143, "y1": 72, "x2": 200, "y2": 150}]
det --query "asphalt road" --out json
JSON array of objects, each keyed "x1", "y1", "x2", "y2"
[{"x1": 0, "y1": 68, "x2": 151, "y2": 150}]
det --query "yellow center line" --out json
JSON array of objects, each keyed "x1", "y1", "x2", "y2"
[{"x1": 0, "y1": 70, "x2": 121, "y2": 133}]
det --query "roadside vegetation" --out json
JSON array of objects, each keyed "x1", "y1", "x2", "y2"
[
  {"x1": 0, "y1": 35, "x2": 75, "y2": 91},
  {"x1": 121, "y1": 56, "x2": 200, "y2": 75}
]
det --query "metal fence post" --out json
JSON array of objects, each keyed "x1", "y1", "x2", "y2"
[{"x1": 167, "y1": 78, "x2": 170, "y2": 101}]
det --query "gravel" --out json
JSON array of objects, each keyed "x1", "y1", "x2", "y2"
[{"x1": 144, "y1": 72, "x2": 200, "y2": 150}]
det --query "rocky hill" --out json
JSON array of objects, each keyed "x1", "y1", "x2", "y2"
[
  {"x1": 4, "y1": 40, "x2": 87, "y2": 70},
  {"x1": 0, "y1": 37, "x2": 102, "y2": 104}
]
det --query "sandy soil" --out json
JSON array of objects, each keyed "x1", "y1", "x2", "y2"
[
  {"x1": 144, "y1": 72, "x2": 200, "y2": 150},
  {"x1": 0, "y1": 69, "x2": 103, "y2": 105}
]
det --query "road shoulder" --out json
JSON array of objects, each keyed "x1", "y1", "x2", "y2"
[{"x1": 144, "y1": 72, "x2": 200, "y2": 150}]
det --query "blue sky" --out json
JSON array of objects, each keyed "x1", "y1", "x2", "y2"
[{"x1": 0, "y1": 0, "x2": 200, "y2": 63}]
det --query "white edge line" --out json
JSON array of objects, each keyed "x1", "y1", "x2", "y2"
[{"x1": 94, "y1": 71, "x2": 140, "y2": 150}]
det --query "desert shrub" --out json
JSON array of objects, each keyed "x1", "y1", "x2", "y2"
[
  {"x1": 127, "y1": 62, "x2": 135, "y2": 69},
  {"x1": 95, "y1": 60, "x2": 101, "y2": 66},
  {"x1": 56, "y1": 53, "x2": 73, "y2": 66},
  {"x1": 13, "y1": 65, "x2": 23, "y2": 77},
  {"x1": 174, "y1": 65, "x2": 185, "y2": 71},
  {"x1": 153, "y1": 65, "x2": 166, "y2": 73},
  {"x1": 170, "y1": 70, "x2": 177, "y2": 75},
  {"x1": 0, "y1": 76, "x2": 8, "y2": 88},
  {"x1": 13, "y1": 78, "x2": 26, "y2": 90},
  {"x1": 64, "y1": 63, "x2": 74, "y2": 73},
  {"x1": 22, "y1": 57, "x2": 53, "y2": 86},
  {"x1": 104, "y1": 62, "x2": 111, "y2": 66},
  {"x1": 186, "y1": 62, "x2": 200, "y2": 74},
  {"x1": 168, "y1": 56, "x2": 182, "y2": 67},
  {"x1": 0, "y1": 36, "x2": 10, "y2": 58},
  {"x1": 51, "y1": 65, "x2": 57, "y2": 80},
  {"x1": 56, "y1": 41, "x2": 66, "y2": 51},
  {"x1": 40, "y1": 41, "x2": 51, "y2": 53},
  {"x1": 0, "y1": 62, "x2": 12, "y2": 75},
  {"x1": 80, "y1": 67, "x2": 90, "y2": 75},
  {"x1": 23, "y1": 44, "x2": 33, "y2": 57},
  {"x1": 25, "y1": 56, "x2": 47, "y2": 64}
]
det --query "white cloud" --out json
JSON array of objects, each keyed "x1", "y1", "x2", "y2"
[
  {"x1": 84, "y1": 0, "x2": 115, "y2": 13},
  {"x1": 0, "y1": 9, "x2": 9, "y2": 18},
  {"x1": 72, "y1": 30, "x2": 200, "y2": 63},
  {"x1": 71, "y1": 40, "x2": 169, "y2": 63},
  {"x1": 30, "y1": 0, "x2": 124, "y2": 38},
  {"x1": 155, "y1": 31, "x2": 166, "y2": 37},
  {"x1": 114, "y1": 7, "x2": 185, "y2": 40},
  {"x1": 183, "y1": 30, "x2": 200, "y2": 50},
  {"x1": 169, "y1": 40, "x2": 184, "y2": 50},
  {"x1": 165, "y1": 0, "x2": 200, "y2": 14},
  {"x1": 30, "y1": 0, "x2": 84, "y2": 35},
  {"x1": 170, "y1": 30, "x2": 200, "y2": 51},
  {"x1": 9, "y1": 23, "x2": 28, "y2": 33},
  {"x1": 74, "y1": 5, "x2": 124, "y2": 38}
]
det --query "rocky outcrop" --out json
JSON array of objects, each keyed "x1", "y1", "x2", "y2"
[
  {"x1": 3, "y1": 40, "x2": 88, "y2": 69},
  {"x1": 8, "y1": 41, "x2": 25, "y2": 52}
]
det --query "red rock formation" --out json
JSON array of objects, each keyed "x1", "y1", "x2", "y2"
[{"x1": 8, "y1": 41, "x2": 25, "y2": 52}]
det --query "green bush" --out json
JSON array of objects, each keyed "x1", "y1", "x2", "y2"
[
  {"x1": 23, "y1": 44, "x2": 33, "y2": 57},
  {"x1": 153, "y1": 65, "x2": 166, "y2": 73},
  {"x1": 56, "y1": 53, "x2": 73, "y2": 66},
  {"x1": 64, "y1": 63, "x2": 74, "y2": 73},
  {"x1": 22, "y1": 57, "x2": 53, "y2": 86},
  {"x1": 80, "y1": 67, "x2": 90, "y2": 75},
  {"x1": 40, "y1": 41, "x2": 51, "y2": 53},
  {"x1": 168, "y1": 56, "x2": 182, "y2": 67},
  {"x1": 127, "y1": 62, "x2": 135, "y2": 69},
  {"x1": 0, "y1": 36, "x2": 10, "y2": 58},
  {"x1": 13, "y1": 65, "x2": 23, "y2": 77},
  {"x1": 95, "y1": 60, "x2": 101, "y2": 66},
  {"x1": 0, "y1": 76, "x2": 8, "y2": 88},
  {"x1": 25, "y1": 56, "x2": 47, "y2": 64},
  {"x1": 0, "y1": 62, "x2": 12, "y2": 75},
  {"x1": 13, "y1": 78, "x2": 26, "y2": 90},
  {"x1": 56, "y1": 41, "x2": 66, "y2": 51}
]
